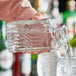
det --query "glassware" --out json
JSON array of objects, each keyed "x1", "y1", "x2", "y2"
[
  {"x1": 6, "y1": 18, "x2": 60, "y2": 53},
  {"x1": 6, "y1": 18, "x2": 61, "y2": 76},
  {"x1": 6, "y1": 18, "x2": 75, "y2": 76}
]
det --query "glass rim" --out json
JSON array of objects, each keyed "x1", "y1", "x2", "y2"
[{"x1": 7, "y1": 18, "x2": 51, "y2": 25}]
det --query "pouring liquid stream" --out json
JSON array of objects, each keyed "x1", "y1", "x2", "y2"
[{"x1": 61, "y1": 26, "x2": 72, "y2": 76}]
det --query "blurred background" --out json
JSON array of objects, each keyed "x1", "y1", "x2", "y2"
[{"x1": 0, "y1": 0, "x2": 76, "y2": 76}]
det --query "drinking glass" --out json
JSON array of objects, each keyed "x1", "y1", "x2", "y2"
[
  {"x1": 6, "y1": 18, "x2": 75, "y2": 76},
  {"x1": 57, "y1": 57, "x2": 76, "y2": 76}
]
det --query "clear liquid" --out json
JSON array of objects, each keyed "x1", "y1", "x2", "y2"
[
  {"x1": 57, "y1": 26, "x2": 74, "y2": 76},
  {"x1": 63, "y1": 51, "x2": 72, "y2": 76}
]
